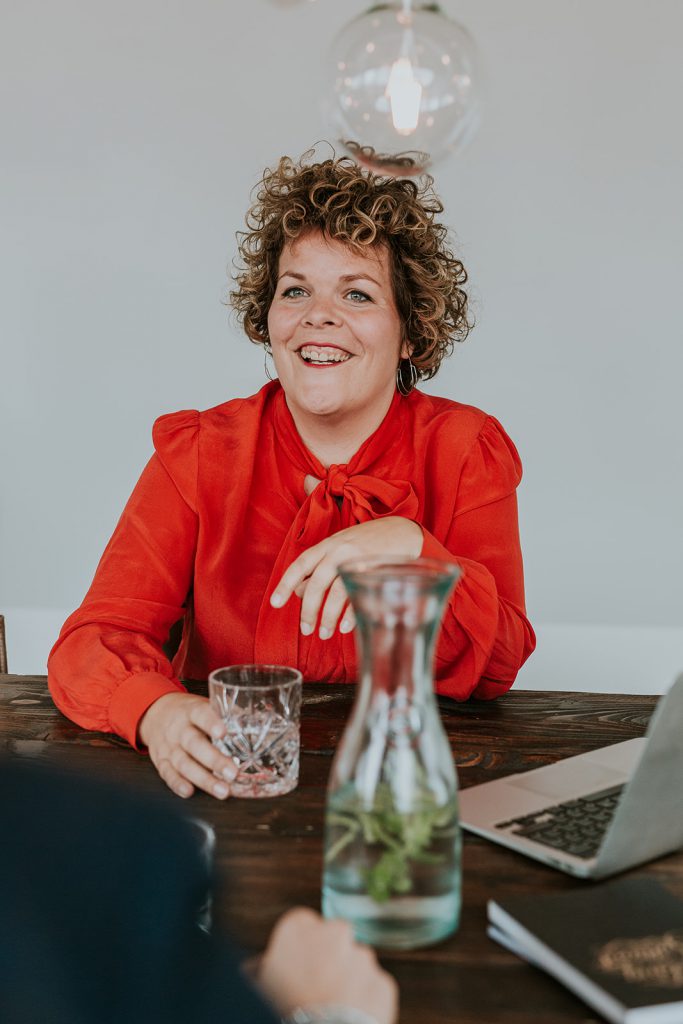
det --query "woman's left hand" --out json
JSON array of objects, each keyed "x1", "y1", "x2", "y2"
[{"x1": 270, "y1": 516, "x2": 423, "y2": 639}]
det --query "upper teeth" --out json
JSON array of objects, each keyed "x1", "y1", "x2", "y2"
[{"x1": 299, "y1": 346, "x2": 350, "y2": 363}]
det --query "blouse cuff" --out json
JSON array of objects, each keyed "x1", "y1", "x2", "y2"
[
  {"x1": 419, "y1": 526, "x2": 460, "y2": 568},
  {"x1": 108, "y1": 672, "x2": 187, "y2": 750}
]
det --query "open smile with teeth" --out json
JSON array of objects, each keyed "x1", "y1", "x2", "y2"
[{"x1": 298, "y1": 345, "x2": 352, "y2": 365}]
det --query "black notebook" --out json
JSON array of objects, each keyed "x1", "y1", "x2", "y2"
[{"x1": 488, "y1": 878, "x2": 683, "y2": 1024}]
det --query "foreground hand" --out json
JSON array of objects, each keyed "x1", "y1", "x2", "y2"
[
  {"x1": 258, "y1": 907, "x2": 398, "y2": 1024},
  {"x1": 138, "y1": 692, "x2": 237, "y2": 800},
  {"x1": 270, "y1": 517, "x2": 423, "y2": 639}
]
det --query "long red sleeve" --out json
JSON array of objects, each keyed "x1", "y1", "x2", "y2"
[
  {"x1": 419, "y1": 413, "x2": 535, "y2": 701},
  {"x1": 48, "y1": 429, "x2": 199, "y2": 747},
  {"x1": 48, "y1": 383, "x2": 535, "y2": 745}
]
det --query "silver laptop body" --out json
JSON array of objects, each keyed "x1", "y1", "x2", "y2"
[{"x1": 459, "y1": 673, "x2": 683, "y2": 879}]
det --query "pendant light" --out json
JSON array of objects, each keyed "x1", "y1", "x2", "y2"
[{"x1": 322, "y1": 1, "x2": 481, "y2": 176}]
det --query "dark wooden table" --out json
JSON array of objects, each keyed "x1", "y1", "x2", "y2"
[{"x1": 2, "y1": 674, "x2": 681, "y2": 1024}]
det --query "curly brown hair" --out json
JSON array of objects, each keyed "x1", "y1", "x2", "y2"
[{"x1": 230, "y1": 151, "x2": 472, "y2": 380}]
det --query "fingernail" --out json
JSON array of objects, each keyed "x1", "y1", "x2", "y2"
[
  {"x1": 300, "y1": 621, "x2": 313, "y2": 636},
  {"x1": 270, "y1": 592, "x2": 284, "y2": 608},
  {"x1": 222, "y1": 764, "x2": 237, "y2": 782},
  {"x1": 339, "y1": 619, "x2": 354, "y2": 634},
  {"x1": 212, "y1": 723, "x2": 226, "y2": 739},
  {"x1": 179, "y1": 785, "x2": 192, "y2": 799},
  {"x1": 214, "y1": 783, "x2": 229, "y2": 799},
  {"x1": 319, "y1": 626, "x2": 332, "y2": 640}
]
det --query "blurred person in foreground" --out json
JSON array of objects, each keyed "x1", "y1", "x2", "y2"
[
  {"x1": 48, "y1": 151, "x2": 535, "y2": 799},
  {"x1": 0, "y1": 756, "x2": 396, "y2": 1024}
]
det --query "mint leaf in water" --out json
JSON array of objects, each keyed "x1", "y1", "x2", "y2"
[{"x1": 325, "y1": 786, "x2": 456, "y2": 904}]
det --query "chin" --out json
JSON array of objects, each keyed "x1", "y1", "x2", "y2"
[
  {"x1": 297, "y1": 391, "x2": 347, "y2": 419},
  {"x1": 281, "y1": 376, "x2": 349, "y2": 417}
]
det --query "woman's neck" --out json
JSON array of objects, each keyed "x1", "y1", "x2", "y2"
[{"x1": 287, "y1": 393, "x2": 395, "y2": 469}]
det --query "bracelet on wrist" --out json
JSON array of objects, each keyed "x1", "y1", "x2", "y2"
[{"x1": 283, "y1": 1006, "x2": 380, "y2": 1024}]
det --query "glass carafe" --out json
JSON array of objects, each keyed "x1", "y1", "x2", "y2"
[{"x1": 322, "y1": 556, "x2": 462, "y2": 950}]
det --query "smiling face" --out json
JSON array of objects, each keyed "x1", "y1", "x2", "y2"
[{"x1": 267, "y1": 230, "x2": 408, "y2": 446}]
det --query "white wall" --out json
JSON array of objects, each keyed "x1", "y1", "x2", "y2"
[{"x1": 2, "y1": 1, "x2": 682, "y2": 688}]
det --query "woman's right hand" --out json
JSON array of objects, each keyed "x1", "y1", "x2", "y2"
[{"x1": 137, "y1": 692, "x2": 237, "y2": 799}]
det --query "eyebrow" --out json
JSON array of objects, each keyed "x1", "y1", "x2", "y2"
[{"x1": 277, "y1": 270, "x2": 383, "y2": 287}]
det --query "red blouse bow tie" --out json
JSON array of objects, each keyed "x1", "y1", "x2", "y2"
[
  {"x1": 322, "y1": 466, "x2": 419, "y2": 523},
  {"x1": 272, "y1": 387, "x2": 419, "y2": 536}
]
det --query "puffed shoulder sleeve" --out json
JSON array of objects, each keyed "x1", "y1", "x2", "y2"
[
  {"x1": 454, "y1": 415, "x2": 522, "y2": 516},
  {"x1": 420, "y1": 414, "x2": 535, "y2": 702},
  {"x1": 152, "y1": 409, "x2": 200, "y2": 511}
]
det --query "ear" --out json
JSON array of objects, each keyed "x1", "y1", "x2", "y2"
[{"x1": 400, "y1": 338, "x2": 413, "y2": 360}]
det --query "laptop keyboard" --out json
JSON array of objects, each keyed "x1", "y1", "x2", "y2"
[{"x1": 494, "y1": 784, "x2": 625, "y2": 860}]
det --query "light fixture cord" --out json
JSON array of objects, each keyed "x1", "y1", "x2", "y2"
[{"x1": 400, "y1": 0, "x2": 415, "y2": 55}]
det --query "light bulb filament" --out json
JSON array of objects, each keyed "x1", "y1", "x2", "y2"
[{"x1": 386, "y1": 57, "x2": 422, "y2": 135}]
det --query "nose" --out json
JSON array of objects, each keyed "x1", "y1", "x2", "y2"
[{"x1": 302, "y1": 297, "x2": 342, "y2": 329}]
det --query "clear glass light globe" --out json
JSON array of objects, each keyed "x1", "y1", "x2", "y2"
[{"x1": 322, "y1": 2, "x2": 481, "y2": 176}]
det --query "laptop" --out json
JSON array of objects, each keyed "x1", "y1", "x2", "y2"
[{"x1": 459, "y1": 672, "x2": 683, "y2": 879}]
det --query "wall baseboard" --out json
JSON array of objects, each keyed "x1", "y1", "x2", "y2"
[{"x1": 2, "y1": 608, "x2": 681, "y2": 695}]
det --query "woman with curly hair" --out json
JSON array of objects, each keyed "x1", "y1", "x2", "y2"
[{"x1": 49, "y1": 153, "x2": 535, "y2": 800}]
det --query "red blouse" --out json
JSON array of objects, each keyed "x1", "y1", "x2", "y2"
[{"x1": 48, "y1": 382, "x2": 535, "y2": 747}]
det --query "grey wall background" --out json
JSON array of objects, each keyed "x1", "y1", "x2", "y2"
[{"x1": 2, "y1": 0, "x2": 682, "y2": 688}]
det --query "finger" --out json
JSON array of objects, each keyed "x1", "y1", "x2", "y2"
[
  {"x1": 270, "y1": 543, "x2": 328, "y2": 608},
  {"x1": 299, "y1": 557, "x2": 342, "y2": 636},
  {"x1": 369, "y1": 972, "x2": 400, "y2": 1024},
  {"x1": 183, "y1": 725, "x2": 238, "y2": 783},
  {"x1": 339, "y1": 605, "x2": 356, "y2": 634},
  {"x1": 318, "y1": 577, "x2": 350, "y2": 639},
  {"x1": 321, "y1": 917, "x2": 356, "y2": 949},
  {"x1": 157, "y1": 757, "x2": 194, "y2": 799},
  {"x1": 171, "y1": 748, "x2": 232, "y2": 800},
  {"x1": 189, "y1": 699, "x2": 228, "y2": 742},
  {"x1": 275, "y1": 906, "x2": 321, "y2": 937}
]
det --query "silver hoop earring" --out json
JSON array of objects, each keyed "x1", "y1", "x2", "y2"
[
  {"x1": 396, "y1": 358, "x2": 419, "y2": 396},
  {"x1": 264, "y1": 343, "x2": 277, "y2": 382}
]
